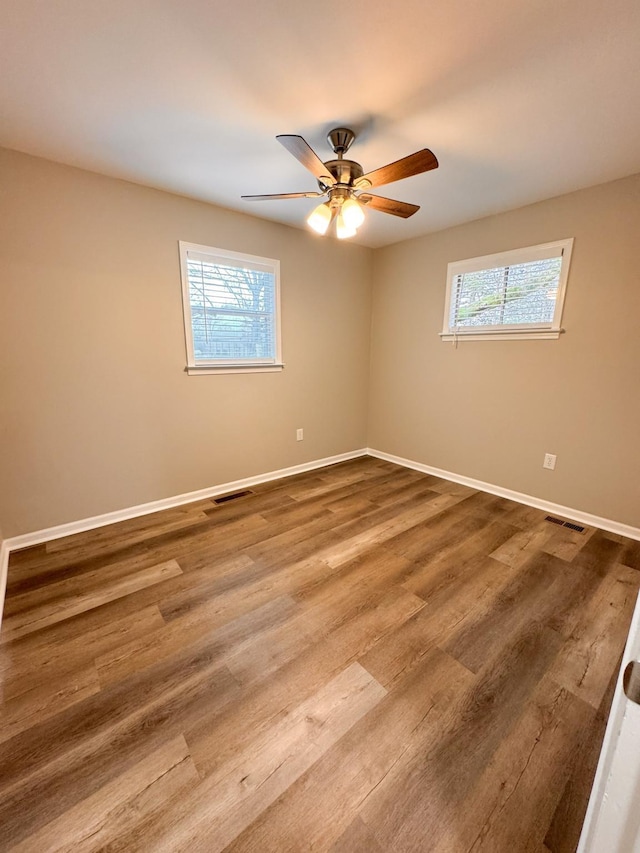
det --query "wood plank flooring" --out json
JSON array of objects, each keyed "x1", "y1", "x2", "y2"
[{"x1": 1, "y1": 456, "x2": 638, "y2": 852}]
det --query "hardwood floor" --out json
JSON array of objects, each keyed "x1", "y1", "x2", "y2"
[{"x1": 1, "y1": 456, "x2": 638, "y2": 852}]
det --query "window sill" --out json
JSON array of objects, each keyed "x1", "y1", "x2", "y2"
[
  {"x1": 186, "y1": 363, "x2": 285, "y2": 375},
  {"x1": 440, "y1": 329, "x2": 563, "y2": 342}
]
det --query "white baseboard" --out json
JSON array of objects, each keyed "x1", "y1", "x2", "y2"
[{"x1": 367, "y1": 447, "x2": 640, "y2": 542}]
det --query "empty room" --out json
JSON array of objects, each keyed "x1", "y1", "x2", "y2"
[{"x1": 1, "y1": 0, "x2": 640, "y2": 850}]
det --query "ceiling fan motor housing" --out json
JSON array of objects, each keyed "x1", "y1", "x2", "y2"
[{"x1": 322, "y1": 159, "x2": 364, "y2": 187}]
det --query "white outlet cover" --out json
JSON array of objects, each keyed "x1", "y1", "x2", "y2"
[{"x1": 543, "y1": 453, "x2": 557, "y2": 470}]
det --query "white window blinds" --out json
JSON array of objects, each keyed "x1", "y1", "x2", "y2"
[
  {"x1": 442, "y1": 239, "x2": 573, "y2": 341},
  {"x1": 179, "y1": 243, "x2": 281, "y2": 372}
]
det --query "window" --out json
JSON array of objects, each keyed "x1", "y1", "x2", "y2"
[
  {"x1": 441, "y1": 238, "x2": 573, "y2": 341},
  {"x1": 179, "y1": 242, "x2": 282, "y2": 374}
]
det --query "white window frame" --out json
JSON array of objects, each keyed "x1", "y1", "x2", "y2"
[
  {"x1": 179, "y1": 241, "x2": 283, "y2": 375},
  {"x1": 440, "y1": 238, "x2": 574, "y2": 342}
]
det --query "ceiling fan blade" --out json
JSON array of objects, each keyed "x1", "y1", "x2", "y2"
[
  {"x1": 357, "y1": 149, "x2": 438, "y2": 189},
  {"x1": 276, "y1": 135, "x2": 336, "y2": 187},
  {"x1": 358, "y1": 194, "x2": 420, "y2": 218},
  {"x1": 241, "y1": 191, "x2": 325, "y2": 201}
]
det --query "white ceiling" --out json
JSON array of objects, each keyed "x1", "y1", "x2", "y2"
[{"x1": 1, "y1": 0, "x2": 639, "y2": 248}]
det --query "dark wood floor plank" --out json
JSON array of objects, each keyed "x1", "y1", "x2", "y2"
[
  {"x1": 330, "y1": 816, "x2": 385, "y2": 852},
  {"x1": 544, "y1": 657, "x2": 621, "y2": 853},
  {"x1": 490, "y1": 518, "x2": 556, "y2": 568},
  {"x1": 127, "y1": 510, "x2": 271, "y2": 569},
  {"x1": 293, "y1": 548, "x2": 414, "y2": 608},
  {"x1": 96, "y1": 593, "x2": 298, "y2": 687},
  {"x1": 204, "y1": 487, "x2": 298, "y2": 520},
  {"x1": 5, "y1": 542, "x2": 164, "y2": 599},
  {"x1": 0, "y1": 603, "x2": 166, "y2": 700},
  {"x1": 455, "y1": 490, "x2": 549, "y2": 531},
  {"x1": 158, "y1": 552, "x2": 339, "y2": 626},
  {"x1": 95, "y1": 552, "x2": 257, "y2": 620},
  {"x1": 400, "y1": 518, "x2": 520, "y2": 601},
  {"x1": 548, "y1": 564, "x2": 638, "y2": 708},
  {"x1": 187, "y1": 583, "x2": 427, "y2": 779},
  {"x1": 329, "y1": 486, "x2": 454, "y2": 540},
  {"x1": 442, "y1": 550, "x2": 585, "y2": 673},
  {"x1": 265, "y1": 469, "x2": 397, "y2": 512},
  {"x1": 320, "y1": 493, "x2": 469, "y2": 571},
  {"x1": 0, "y1": 666, "x2": 101, "y2": 745},
  {"x1": 1, "y1": 456, "x2": 637, "y2": 851},
  {"x1": 357, "y1": 621, "x2": 565, "y2": 851},
  {"x1": 121, "y1": 664, "x2": 386, "y2": 852},
  {"x1": 11, "y1": 734, "x2": 200, "y2": 853},
  {"x1": 618, "y1": 537, "x2": 640, "y2": 570},
  {"x1": 5, "y1": 501, "x2": 214, "y2": 579},
  {"x1": 0, "y1": 653, "x2": 239, "y2": 846},
  {"x1": 223, "y1": 647, "x2": 474, "y2": 852},
  {"x1": 44, "y1": 507, "x2": 213, "y2": 556},
  {"x1": 324, "y1": 493, "x2": 377, "y2": 515},
  {"x1": 359, "y1": 555, "x2": 520, "y2": 688},
  {"x1": 362, "y1": 471, "x2": 443, "y2": 507},
  {"x1": 427, "y1": 478, "x2": 478, "y2": 498},
  {"x1": 567, "y1": 529, "x2": 624, "y2": 575},
  {"x1": 382, "y1": 503, "x2": 494, "y2": 563},
  {"x1": 1, "y1": 559, "x2": 182, "y2": 643},
  {"x1": 431, "y1": 675, "x2": 595, "y2": 853},
  {"x1": 542, "y1": 525, "x2": 596, "y2": 562},
  {"x1": 226, "y1": 585, "x2": 425, "y2": 686}
]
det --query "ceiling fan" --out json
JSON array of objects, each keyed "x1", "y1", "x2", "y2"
[{"x1": 241, "y1": 128, "x2": 438, "y2": 239}]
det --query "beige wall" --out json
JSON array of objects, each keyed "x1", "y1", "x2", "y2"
[
  {"x1": 369, "y1": 174, "x2": 640, "y2": 527},
  {"x1": 2, "y1": 147, "x2": 638, "y2": 538},
  {"x1": 0, "y1": 148, "x2": 373, "y2": 537}
]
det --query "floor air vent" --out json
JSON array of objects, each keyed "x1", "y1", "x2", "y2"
[
  {"x1": 213, "y1": 489, "x2": 254, "y2": 505},
  {"x1": 545, "y1": 515, "x2": 586, "y2": 533}
]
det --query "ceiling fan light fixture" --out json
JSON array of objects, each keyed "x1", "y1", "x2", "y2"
[
  {"x1": 341, "y1": 197, "x2": 365, "y2": 230},
  {"x1": 335, "y1": 212, "x2": 357, "y2": 240},
  {"x1": 307, "y1": 202, "x2": 332, "y2": 235},
  {"x1": 244, "y1": 129, "x2": 438, "y2": 235}
]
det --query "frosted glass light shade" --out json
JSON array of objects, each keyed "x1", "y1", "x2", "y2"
[
  {"x1": 336, "y1": 212, "x2": 357, "y2": 240},
  {"x1": 342, "y1": 198, "x2": 365, "y2": 229},
  {"x1": 307, "y1": 203, "x2": 332, "y2": 235}
]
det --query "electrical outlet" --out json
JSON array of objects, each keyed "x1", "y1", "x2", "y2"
[
  {"x1": 296, "y1": 428, "x2": 304, "y2": 441},
  {"x1": 543, "y1": 453, "x2": 557, "y2": 470}
]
